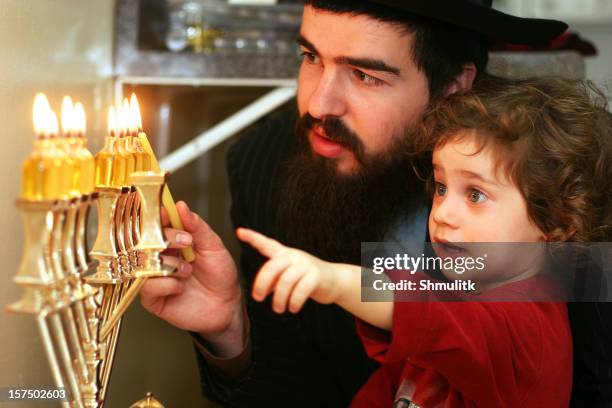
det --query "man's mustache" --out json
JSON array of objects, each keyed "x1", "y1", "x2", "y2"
[{"x1": 296, "y1": 113, "x2": 365, "y2": 162}]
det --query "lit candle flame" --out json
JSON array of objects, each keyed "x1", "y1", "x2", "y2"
[
  {"x1": 61, "y1": 96, "x2": 74, "y2": 136},
  {"x1": 116, "y1": 102, "x2": 126, "y2": 136},
  {"x1": 125, "y1": 98, "x2": 138, "y2": 135},
  {"x1": 33, "y1": 93, "x2": 51, "y2": 136},
  {"x1": 74, "y1": 102, "x2": 86, "y2": 135},
  {"x1": 108, "y1": 106, "x2": 117, "y2": 137},
  {"x1": 122, "y1": 98, "x2": 131, "y2": 136},
  {"x1": 130, "y1": 93, "x2": 143, "y2": 132},
  {"x1": 48, "y1": 109, "x2": 59, "y2": 137}
]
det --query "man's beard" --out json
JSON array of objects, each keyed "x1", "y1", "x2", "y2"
[{"x1": 275, "y1": 113, "x2": 426, "y2": 264}]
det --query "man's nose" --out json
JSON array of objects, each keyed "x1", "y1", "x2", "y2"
[
  {"x1": 307, "y1": 71, "x2": 347, "y2": 120},
  {"x1": 431, "y1": 196, "x2": 460, "y2": 230}
]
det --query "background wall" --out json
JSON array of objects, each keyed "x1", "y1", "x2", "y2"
[
  {"x1": 0, "y1": 1, "x2": 207, "y2": 407},
  {"x1": 496, "y1": 0, "x2": 612, "y2": 103},
  {"x1": 578, "y1": 23, "x2": 612, "y2": 102},
  {"x1": 0, "y1": 0, "x2": 115, "y2": 405}
]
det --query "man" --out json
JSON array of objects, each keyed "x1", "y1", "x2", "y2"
[{"x1": 140, "y1": 1, "x2": 567, "y2": 406}]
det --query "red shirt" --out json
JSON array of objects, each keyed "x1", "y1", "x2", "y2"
[{"x1": 351, "y1": 279, "x2": 572, "y2": 407}]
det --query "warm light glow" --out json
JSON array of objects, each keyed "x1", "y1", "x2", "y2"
[
  {"x1": 116, "y1": 102, "x2": 126, "y2": 136},
  {"x1": 130, "y1": 93, "x2": 143, "y2": 131},
  {"x1": 48, "y1": 110, "x2": 59, "y2": 136},
  {"x1": 33, "y1": 93, "x2": 51, "y2": 135},
  {"x1": 61, "y1": 96, "x2": 74, "y2": 135},
  {"x1": 124, "y1": 98, "x2": 137, "y2": 135},
  {"x1": 108, "y1": 106, "x2": 117, "y2": 136},
  {"x1": 74, "y1": 103, "x2": 86, "y2": 135},
  {"x1": 32, "y1": 93, "x2": 59, "y2": 137},
  {"x1": 122, "y1": 98, "x2": 131, "y2": 135}
]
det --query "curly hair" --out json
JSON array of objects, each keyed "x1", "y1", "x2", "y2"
[{"x1": 417, "y1": 76, "x2": 612, "y2": 242}]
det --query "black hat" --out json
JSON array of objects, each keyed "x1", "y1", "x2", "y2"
[{"x1": 370, "y1": 0, "x2": 568, "y2": 44}]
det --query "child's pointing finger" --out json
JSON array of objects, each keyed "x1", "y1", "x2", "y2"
[
  {"x1": 252, "y1": 255, "x2": 293, "y2": 301},
  {"x1": 236, "y1": 228, "x2": 286, "y2": 258}
]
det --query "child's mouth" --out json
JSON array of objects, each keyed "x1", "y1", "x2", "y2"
[
  {"x1": 433, "y1": 241, "x2": 468, "y2": 257},
  {"x1": 441, "y1": 243, "x2": 465, "y2": 253}
]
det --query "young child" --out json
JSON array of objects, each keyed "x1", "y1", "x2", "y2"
[{"x1": 237, "y1": 77, "x2": 611, "y2": 407}]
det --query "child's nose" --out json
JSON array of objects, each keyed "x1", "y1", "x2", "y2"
[{"x1": 431, "y1": 196, "x2": 460, "y2": 229}]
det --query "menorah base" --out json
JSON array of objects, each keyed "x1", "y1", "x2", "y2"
[{"x1": 129, "y1": 392, "x2": 165, "y2": 408}]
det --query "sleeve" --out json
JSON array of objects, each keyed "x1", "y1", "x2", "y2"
[
  {"x1": 193, "y1": 107, "x2": 346, "y2": 407},
  {"x1": 356, "y1": 297, "x2": 544, "y2": 407},
  {"x1": 190, "y1": 300, "x2": 252, "y2": 381}
]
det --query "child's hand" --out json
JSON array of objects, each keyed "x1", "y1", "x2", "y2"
[{"x1": 236, "y1": 228, "x2": 345, "y2": 314}]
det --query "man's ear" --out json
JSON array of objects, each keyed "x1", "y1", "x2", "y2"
[{"x1": 445, "y1": 63, "x2": 478, "y2": 96}]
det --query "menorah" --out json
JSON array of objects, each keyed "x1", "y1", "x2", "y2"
[{"x1": 7, "y1": 94, "x2": 193, "y2": 408}]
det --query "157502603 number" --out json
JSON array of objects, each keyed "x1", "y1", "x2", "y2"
[{"x1": 1, "y1": 387, "x2": 68, "y2": 402}]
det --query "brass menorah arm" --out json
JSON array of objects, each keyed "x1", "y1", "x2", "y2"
[{"x1": 9, "y1": 93, "x2": 173, "y2": 408}]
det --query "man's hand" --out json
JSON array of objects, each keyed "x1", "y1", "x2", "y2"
[
  {"x1": 236, "y1": 228, "x2": 347, "y2": 314},
  {"x1": 140, "y1": 201, "x2": 244, "y2": 357}
]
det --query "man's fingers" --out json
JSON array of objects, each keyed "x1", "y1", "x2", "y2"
[
  {"x1": 160, "y1": 255, "x2": 193, "y2": 279},
  {"x1": 288, "y1": 273, "x2": 318, "y2": 314},
  {"x1": 236, "y1": 228, "x2": 285, "y2": 258},
  {"x1": 172, "y1": 201, "x2": 229, "y2": 253},
  {"x1": 140, "y1": 277, "x2": 185, "y2": 314},
  {"x1": 160, "y1": 201, "x2": 195, "y2": 230},
  {"x1": 176, "y1": 201, "x2": 199, "y2": 233},
  {"x1": 164, "y1": 227, "x2": 193, "y2": 249},
  {"x1": 160, "y1": 206, "x2": 170, "y2": 227},
  {"x1": 271, "y1": 265, "x2": 303, "y2": 314},
  {"x1": 252, "y1": 255, "x2": 293, "y2": 302},
  {"x1": 161, "y1": 248, "x2": 180, "y2": 258},
  {"x1": 161, "y1": 201, "x2": 203, "y2": 248}
]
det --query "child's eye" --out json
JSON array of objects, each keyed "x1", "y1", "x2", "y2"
[
  {"x1": 434, "y1": 182, "x2": 447, "y2": 197},
  {"x1": 468, "y1": 188, "x2": 488, "y2": 204}
]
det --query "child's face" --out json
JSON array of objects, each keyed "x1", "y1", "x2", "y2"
[
  {"x1": 428, "y1": 132, "x2": 546, "y2": 287},
  {"x1": 428, "y1": 132, "x2": 544, "y2": 243}
]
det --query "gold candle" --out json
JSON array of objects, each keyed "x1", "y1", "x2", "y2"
[
  {"x1": 41, "y1": 107, "x2": 65, "y2": 201},
  {"x1": 20, "y1": 94, "x2": 49, "y2": 201},
  {"x1": 73, "y1": 102, "x2": 95, "y2": 195},
  {"x1": 110, "y1": 104, "x2": 129, "y2": 188},
  {"x1": 121, "y1": 99, "x2": 137, "y2": 177},
  {"x1": 126, "y1": 100, "x2": 150, "y2": 172},
  {"x1": 121, "y1": 98, "x2": 137, "y2": 175},
  {"x1": 95, "y1": 107, "x2": 116, "y2": 188},
  {"x1": 60, "y1": 96, "x2": 80, "y2": 199}
]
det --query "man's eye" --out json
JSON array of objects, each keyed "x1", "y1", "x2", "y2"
[
  {"x1": 353, "y1": 70, "x2": 383, "y2": 86},
  {"x1": 434, "y1": 182, "x2": 447, "y2": 197},
  {"x1": 299, "y1": 51, "x2": 319, "y2": 64},
  {"x1": 468, "y1": 188, "x2": 488, "y2": 204}
]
